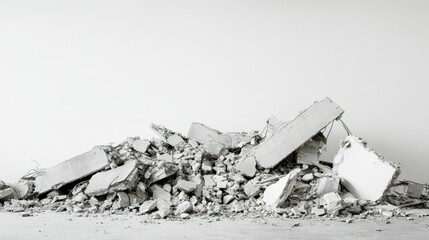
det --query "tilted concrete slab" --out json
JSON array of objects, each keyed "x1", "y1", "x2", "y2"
[
  {"x1": 333, "y1": 136, "x2": 400, "y2": 201},
  {"x1": 34, "y1": 147, "x2": 110, "y2": 194},
  {"x1": 188, "y1": 122, "x2": 252, "y2": 149},
  {"x1": 85, "y1": 160, "x2": 139, "y2": 196},
  {"x1": 238, "y1": 97, "x2": 344, "y2": 170}
]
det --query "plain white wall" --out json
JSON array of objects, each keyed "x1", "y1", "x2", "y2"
[{"x1": 1, "y1": 0, "x2": 428, "y2": 184}]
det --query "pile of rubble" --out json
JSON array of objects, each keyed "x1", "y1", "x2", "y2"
[{"x1": 1, "y1": 97, "x2": 428, "y2": 221}]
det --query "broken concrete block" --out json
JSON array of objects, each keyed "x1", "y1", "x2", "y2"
[
  {"x1": 114, "y1": 192, "x2": 131, "y2": 208},
  {"x1": 333, "y1": 136, "x2": 400, "y2": 201},
  {"x1": 85, "y1": 160, "x2": 139, "y2": 196},
  {"x1": 147, "y1": 163, "x2": 178, "y2": 184},
  {"x1": 238, "y1": 98, "x2": 344, "y2": 170},
  {"x1": 204, "y1": 141, "x2": 225, "y2": 158},
  {"x1": 131, "y1": 139, "x2": 151, "y2": 153},
  {"x1": 236, "y1": 155, "x2": 257, "y2": 177},
  {"x1": 188, "y1": 175, "x2": 204, "y2": 197},
  {"x1": 167, "y1": 134, "x2": 185, "y2": 147},
  {"x1": 322, "y1": 192, "x2": 342, "y2": 213},
  {"x1": 12, "y1": 181, "x2": 34, "y2": 199},
  {"x1": 175, "y1": 201, "x2": 193, "y2": 215},
  {"x1": 262, "y1": 169, "x2": 301, "y2": 208},
  {"x1": 34, "y1": 147, "x2": 110, "y2": 194},
  {"x1": 139, "y1": 200, "x2": 157, "y2": 213},
  {"x1": 315, "y1": 176, "x2": 340, "y2": 196},
  {"x1": 187, "y1": 122, "x2": 223, "y2": 146},
  {"x1": 176, "y1": 180, "x2": 197, "y2": 193},
  {"x1": 0, "y1": 188, "x2": 14, "y2": 201},
  {"x1": 407, "y1": 183, "x2": 424, "y2": 199},
  {"x1": 301, "y1": 173, "x2": 314, "y2": 182},
  {"x1": 243, "y1": 181, "x2": 261, "y2": 197},
  {"x1": 203, "y1": 175, "x2": 215, "y2": 187},
  {"x1": 311, "y1": 207, "x2": 326, "y2": 216},
  {"x1": 151, "y1": 185, "x2": 171, "y2": 202}
]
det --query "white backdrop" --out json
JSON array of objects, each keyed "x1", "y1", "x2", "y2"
[{"x1": 1, "y1": 0, "x2": 428, "y2": 184}]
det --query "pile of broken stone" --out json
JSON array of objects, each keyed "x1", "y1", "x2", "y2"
[{"x1": 1, "y1": 98, "x2": 428, "y2": 221}]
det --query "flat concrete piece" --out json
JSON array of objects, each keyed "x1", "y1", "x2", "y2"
[
  {"x1": 333, "y1": 136, "x2": 400, "y2": 201},
  {"x1": 238, "y1": 97, "x2": 343, "y2": 169},
  {"x1": 85, "y1": 160, "x2": 139, "y2": 196},
  {"x1": 34, "y1": 147, "x2": 110, "y2": 194}
]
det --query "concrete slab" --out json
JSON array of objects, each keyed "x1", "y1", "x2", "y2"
[
  {"x1": 333, "y1": 136, "x2": 400, "y2": 201},
  {"x1": 85, "y1": 160, "x2": 139, "y2": 196},
  {"x1": 34, "y1": 147, "x2": 110, "y2": 194},
  {"x1": 238, "y1": 97, "x2": 344, "y2": 170}
]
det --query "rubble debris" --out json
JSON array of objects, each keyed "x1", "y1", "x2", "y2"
[
  {"x1": 262, "y1": 169, "x2": 301, "y2": 208},
  {"x1": 3, "y1": 97, "x2": 427, "y2": 223},
  {"x1": 238, "y1": 97, "x2": 344, "y2": 173},
  {"x1": 85, "y1": 160, "x2": 139, "y2": 196},
  {"x1": 34, "y1": 147, "x2": 110, "y2": 194},
  {"x1": 333, "y1": 136, "x2": 400, "y2": 201}
]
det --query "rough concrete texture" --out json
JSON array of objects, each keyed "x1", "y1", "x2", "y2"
[
  {"x1": 85, "y1": 160, "x2": 139, "y2": 196},
  {"x1": 34, "y1": 147, "x2": 110, "y2": 194},
  {"x1": 187, "y1": 122, "x2": 252, "y2": 149},
  {"x1": 333, "y1": 136, "x2": 400, "y2": 201},
  {"x1": 262, "y1": 169, "x2": 301, "y2": 208},
  {"x1": 238, "y1": 97, "x2": 344, "y2": 170},
  {"x1": 130, "y1": 139, "x2": 151, "y2": 153}
]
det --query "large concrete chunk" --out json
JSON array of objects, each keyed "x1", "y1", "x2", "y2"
[
  {"x1": 34, "y1": 147, "x2": 110, "y2": 194},
  {"x1": 262, "y1": 169, "x2": 301, "y2": 208},
  {"x1": 85, "y1": 160, "x2": 139, "y2": 196},
  {"x1": 333, "y1": 136, "x2": 400, "y2": 201},
  {"x1": 238, "y1": 97, "x2": 343, "y2": 170}
]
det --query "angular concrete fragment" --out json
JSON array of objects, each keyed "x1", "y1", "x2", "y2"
[
  {"x1": 139, "y1": 200, "x2": 157, "y2": 213},
  {"x1": 296, "y1": 133, "x2": 327, "y2": 165},
  {"x1": 176, "y1": 180, "x2": 197, "y2": 193},
  {"x1": 175, "y1": 201, "x2": 193, "y2": 215},
  {"x1": 204, "y1": 141, "x2": 225, "y2": 158},
  {"x1": 167, "y1": 134, "x2": 185, "y2": 147},
  {"x1": 407, "y1": 183, "x2": 424, "y2": 199},
  {"x1": 147, "y1": 163, "x2": 178, "y2": 185},
  {"x1": 12, "y1": 181, "x2": 34, "y2": 199},
  {"x1": 85, "y1": 160, "x2": 139, "y2": 196},
  {"x1": 236, "y1": 156, "x2": 257, "y2": 177},
  {"x1": 0, "y1": 188, "x2": 14, "y2": 201},
  {"x1": 34, "y1": 147, "x2": 110, "y2": 194},
  {"x1": 187, "y1": 122, "x2": 252, "y2": 149},
  {"x1": 262, "y1": 169, "x2": 301, "y2": 208},
  {"x1": 333, "y1": 136, "x2": 400, "y2": 201},
  {"x1": 188, "y1": 122, "x2": 223, "y2": 146},
  {"x1": 322, "y1": 192, "x2": 342, "y2": 213},
  {"x1": 151, "y1": 185, "x2": 171, "y2": 202},
  {"x1": 131, "y1": 139, "x2": 151, "y2": 153},
  {"x1": 238, "y1": 98, "x2": 343, "y2": 170},
  {"x1": 315, "y1": 176, "x2": 340, "y2": 196}
]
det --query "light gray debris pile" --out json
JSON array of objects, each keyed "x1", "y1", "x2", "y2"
[{"x1": 1, "y1": 97, "x2": 426, "y2": 222}]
